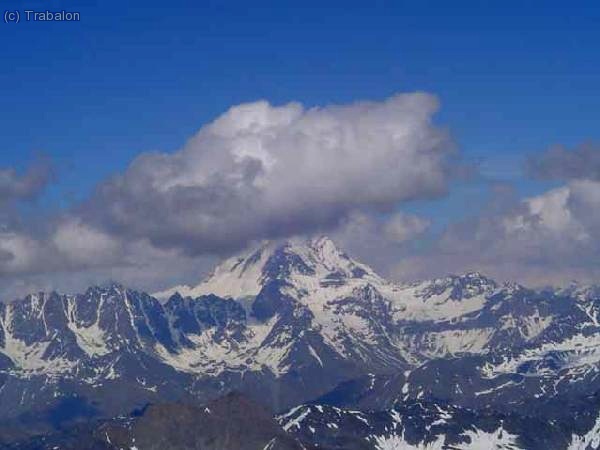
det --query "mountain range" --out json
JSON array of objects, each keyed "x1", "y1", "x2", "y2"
[{"x1": 2, "y1": 236, "x2": 600, "y2": 449}]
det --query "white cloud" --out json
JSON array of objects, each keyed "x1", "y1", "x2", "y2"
[
  {"x1": 383, "y1": 212, "x2": 430, "y2": 243},
  {"x1": 528, "y1": 142, "x2": 600, "y2": 182},
  {"x1": 501, "y1": 186, "x2": 588, "y2": 242},
  {"x1": 84, "y1": 93, "x2": 455, "y2": 255},
  {"x1": 0, "y1": 93, "x2": 464, "y2": 296},
  {"x1": 0, "y1": 232, "x2": 44, "y2": 274},
  {"x1": 503, "y1": 181, "x2": 600, "y2": 243},
  {"x1": 0, "y1": 159, "x2": 53, "y2": 204},
  {"x1": 52, "y1": 218, "x2": 121, "y2": 266},
  {"x1": 389, "y1": 179, "x2": 600, "y2": 287},
  {"x1": 333, "y1": 211, "x2": 430, "y2": 277}
]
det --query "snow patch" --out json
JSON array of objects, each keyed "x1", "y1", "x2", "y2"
[{"x1": 374, "y1": 434, "x2": 445, "y2": 450}]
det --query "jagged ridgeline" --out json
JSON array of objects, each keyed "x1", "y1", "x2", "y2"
[{"x1": 2, "y1": 237, "x2": 600, "y2": 449}]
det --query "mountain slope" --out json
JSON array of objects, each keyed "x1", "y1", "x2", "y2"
[
  {"x1": 277, "y1": 394, "x2": 600, "y2": 450},
  {"x1": 9, "y1": 393, "x2": 307, "y2": 450},
  {"x1": 3, "y1": 236, "x2": 600, "y2": 447}
]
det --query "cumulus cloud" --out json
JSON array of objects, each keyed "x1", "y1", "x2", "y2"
[
  {"x1": 389, "y1": 179, "x2": 600, "y2": 286},
  {"x1": 332, "y1": 211, "x2": 430, "y2": 276},
  {"x1": 383, "y1": 213, "x2": 430, "y2": 243},
  {"x1": 528, "y1": 142, "x2": 600, "y2": 181},
  {"x1": 336, "y1": 211, "x2": 430, "y2": 245},
  {"x1": 0, "y1": 220, "x2": 218, "y2": 300},
  {"x1": 0, "y1": 93, "x2": 454, "y2": 296},
  {"x1": 493, "y1": 180, "x2": 600, "y2": 262},
  {"x1": 4, "y1": 103, "x2": 600, "y2": 294},
  {"x1": 0, "y1": 231, "x2": 45, "y2": 275},
  {"x1": 0, "y1": 159, "x2": 53, "y2": 205},
  {"x1": 0, "y1": 92, "x2": 457, "y2": 297},
  {"x1": 81, "y1": 93, "x2": 456, "y2": 255},
  {"x1": 51, "y1": 218, "x2": 122, "y2": 267},
  {"x1": 0, "y1": 158, "x2": 57, "y2": 280}
]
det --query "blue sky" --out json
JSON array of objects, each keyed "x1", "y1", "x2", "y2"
[
  {"x1": 1, "y1": 1, "x2": 600, "y2": 294},
  {"x1": 2, "y1": 1, "x2": 598, "y2": 202}
]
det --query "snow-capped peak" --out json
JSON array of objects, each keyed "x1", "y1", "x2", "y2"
[
  {"x1": 154, "y1": 236, "x2": 383, "y2": 300},
  {"x1": 416, "y1": 271, "x2": 498, "y2": 300}
]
